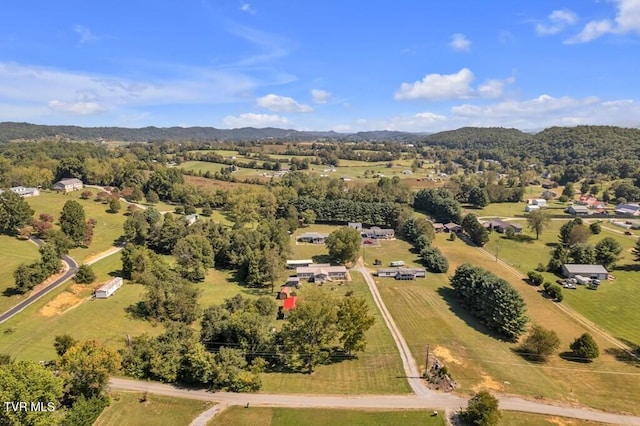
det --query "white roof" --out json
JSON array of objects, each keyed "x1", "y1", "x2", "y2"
[{"x1": 563, "y1": 264, "x2": 608, "y2": 274}]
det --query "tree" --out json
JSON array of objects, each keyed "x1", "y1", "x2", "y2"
[
  {"x1": 633, "y1": 239, "x2": 640, "y2": 262},
  {"x1": 13, "y1": 263, "x2": 44, "y2": 294},
  {"x1": 420, "y1": 246, "x2": 449, "y2": 273},
  {"x1": 145, "y1": 190, "x2": 160, "y2": 204},
  {"x1": 569, "y1": 243, "x2": 596, "y2": 265},
  {"x1": 54, "y1": 334, "x2": 78, "y2": 356},
  {"x1": 0, "y1": 361, "x2": 63, "y2": 426},
  {"x1": 468, "y1": 186, "x2": 490, "y2": 208},
  {"x1": 570, "y1": 333, "x2": 600, "y2": 361},
  {"x1": 336, "y1": 296, "x2": 375, "y2": 356},
  {"x1": 173, "y1": 235, "x2": 214, "y2": 282},
  {"x1": 280, "y1": 289, "x2": 339, "y2": 374},
  {"x1": 300, "y1": 209, "x2": 316, "y2": 227},
  {"x1": 108, "y1": 197, "x2": 121, "y2": 213},
  {"x1": 0, "y1": 190, "x2": 34, "y2": 234},
  {"x1": 519, "y1": 324, "x2": 560, "y2": 361},
  {"x1": 461, "y1": 390, "x2": 502, "y2": 426},
  {"x1": 462, "y1": 213, "x2": 489, "y2": 246},
  {"x1": 562, "y1": 183, "x2": 575, "y2": 198},
  {"x1": 57, "y1": 340, "x2": 121, "y2": 399},
  {"x1": 527, "y1": 271, "x2": 544, "y2": 286},
  {"x1": 74, "y1": 264, "x2": 96, "y2": 284},
  {"x1": 326, "y1": 227, "x2": 362, "y2": 264},
  {"x1": 595, "y1": 237, "x2": 622, "y2": 269},
  {"x1": 527, "y1": 209, "x2": 551, "y2": 240},
  {"x1": 60, "y1": 200, "x2": 87, "y2": 246}
]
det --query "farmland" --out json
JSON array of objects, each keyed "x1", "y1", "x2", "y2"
[{"x1": 0, "y1": 235, "x2": 41, "y2": 312}]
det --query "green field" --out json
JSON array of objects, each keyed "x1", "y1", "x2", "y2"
[
  {"x1": 0, "y1": 255, "x2": 160, "y2": 361},
  {"x1": 374, "y1": 233, "x2": 640, "y2": 414},
  {"x1": 26, "y1": 191, "x2": 127, "y2": 263},
  {"x1": 259, "y1": 273, "x2": 410, "y2": 395},
  {"x1": 210, "y1": 407, "x2": 444, "y2": 426},
  {"x1": 500, "y1": 411, "x2": 609, "y2": 425},
  {"x1": 95, "y1": 392, "x2": 212, "y2": 426},
  {"x1": 482, "y1": 218, "x2": 640, "y2": 345},
  {"x1": 0, "y1": 235, "x2": 41, "y2": 313}
]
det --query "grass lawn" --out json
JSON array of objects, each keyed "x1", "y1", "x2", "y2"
[
  {"x1": 0, "y1": 235, "x2": 41, "y2": 313},
  {"x1": 95, "y1": 392, "x2": 212, "y2": 426},
  {"x1": 375, "y1": 233, "x2": 640, "y2": 414},
  {"x1": 26, "y1": 191, "x2": 127, "y2": 263},
  {"x1": 500, "y1": 411, "x2": 609, "y2": 425},
  {"x1": 482, "y1": 219, "x2": 640, "y2": 345},
  {"x1": 259, "y1": 273, "x2": 410, "y2": 395},
  {"x1": 0, "y1": 254, "x2": 160, "y2": 361},
  {"x1": 210, "y1": 407, "x2": 444, "y2": 426}
]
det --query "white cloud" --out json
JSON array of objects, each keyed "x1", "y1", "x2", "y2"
[
  {"x1": 535, "y1": 9, "x2": 578, "y2": 35},
  {"x1": 311, "y1": 89, "x2": 332, "y2": 104},
  {"x1": 567, "y1": 0, "x2": 640, "y2": 43},
  {"x1": 449, "y1": 33, "x2": 471, "y2": 51},
  {"x1": 48, "y1": 100, "x2": 105, "y2": 115},
  {"x1": 223, "y1": 113, "x2": 289, "y2": 128},
  {"x1": 394, "y1": 68, "x2": 512, "y2": 101},
  {"x1": 240, "y1": 3, "x2": 256, "y2": 14},
  {"x1": 73, "y1": 25, "x2": 97, "y2": 44},
  {"x1": 256, "y1": 93, "x2": 312, "y2": 112}
]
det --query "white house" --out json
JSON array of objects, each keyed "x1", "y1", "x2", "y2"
[
  {"x1": 532, "y1": 199, "x2": 547, "y2": 207},
  {"x1": 296, "y1": 264, "x2": 348, "y2": 282},
  {"x1": 53, "y1": 178, "x2": 83, "y2": 192},
  {"x1": 0, "y1": 186, "x2": 40, "y2": 197},
  {"x1": 95, "y1": 277, "x2": 123, "y2": 299},
  {"x1": 286, "y1": 259, "x2": 313, "y2": 269},
  {"x1": 525, "y1": 204, "x2": 540, "y2": 212}
]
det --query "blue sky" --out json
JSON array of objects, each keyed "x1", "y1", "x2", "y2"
[{"x1": 2, "y1": 1, "x2": 640, "y2": 132}]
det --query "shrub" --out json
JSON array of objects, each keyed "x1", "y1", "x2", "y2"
[
  {"x1": 449, "y1": 232, "x2": 457, "y2": 241},
  {"x1": 570, "y1": 333, "x2": 600, "y2": 361},
  {"x1": 527, "y1": 271, "x2": 544, "y2": 286},
  {"x1": 519, "y1": 324, "x2": 560, "y2": 362},
  {"x1": 74, "y1": 264, "x2": 96, "y2": 284},
  {"x1": 590, "y1": 222, "x2": 601, "y2": 234}
]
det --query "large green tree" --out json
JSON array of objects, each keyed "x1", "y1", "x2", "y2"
[
  {"x1": 570, "y1": 333, "x2": 600, "y2": 361},
  {"x1": 326, "y1": 227, "x2": 362, "y2": 264},
  {"x1": 519, "y1": 324, "x2": 560, "y2": 362},
  {"x1": 173, "y1": 234, "x2": 213, "y2": 282},
  {"x1": 461, "y1": 390, "x2": 502, "y2": 426},
  {"x1": 59, "y1": 200, "x2": 87, "y2": 246},
  {"x1": 0, "y1": 361, "x2": 63, "y2": 426},
  {"x1": 337, "y1": 296, "x2": 375, "y2": 356},
  {"x1": 0, "y1": 190, "x2": 34, "y2": 234},
  {"x1": 462, "y1": 213, "x2": 489, "y2": 246},
  {"x1": 57, "y1": 340, "x2": 120, "y2": 399},
  {"x1": 526, "y1": 209, "x2": 551, "y2": 240},
  {"x1": 594, "y1": 237, "x2": 622, "y2": 269}
]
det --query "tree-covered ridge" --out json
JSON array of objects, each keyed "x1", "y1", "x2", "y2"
[{"x1": 422, "y1": 127, "x2": 530, "y2": 150}]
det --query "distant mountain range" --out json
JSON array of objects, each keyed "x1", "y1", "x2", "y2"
[{"x1": 0, "y1": 122, "x2": 427, "y2": 143}]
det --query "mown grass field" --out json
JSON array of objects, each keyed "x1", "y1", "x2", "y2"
[
  {"x1": 210, "y1": 407, "x2": 444, "y2": 426},
  {"x1": 259, "y1": 273, "x2": 410, "y2": 395},
  {"x1": 95, "y1": 392, "x2": 211, "y2": 426},
  {"x1": 0, "y1": 235, "x2": 41, "y2": 313},
  {"x1": 482, "y1": 218, "x2": 640, "y2": 345},
  {"x1": 25, "y1": 191, "x2": 127, "y2": 263},
  {"x1": 500, "y1": 411, "x2": 610, "y2": 425},
  {"x1": 375, "y1": 233, "x2": 640, "y2": 414}
]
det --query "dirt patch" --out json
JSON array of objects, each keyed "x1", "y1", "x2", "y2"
[
  {"x1": 433, "y1": 346, "x2": 464, "y2": 366},
  {"x1": 472, "y1": 373, "x2": 503, "y2": 392},
  {"x1": 546, "y1": 416, "x2": 579, "y2": 425},
  {"x1": 85, "y1": 246, "x2": 121, "y2": 265},
  {"x1": 38, "y1": 285, "x2": 89, "y2": 317}
]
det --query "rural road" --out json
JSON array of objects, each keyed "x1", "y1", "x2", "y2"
[
  {"x1": 109, "y1": 377, "x2": 640, "y2": 425},
  {"x1": 0, "y1": 237, "x2": 78, "y2": 324}
]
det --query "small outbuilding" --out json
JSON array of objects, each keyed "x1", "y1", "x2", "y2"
[
  {"x1": 561, "y1": 264, "x2": 608, "y2": 281},
  {"x1": 95, "y1": 277, "x2": 123, "y2": 299}
]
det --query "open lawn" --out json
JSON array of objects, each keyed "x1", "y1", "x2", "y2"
[
  {"x1": 95, "y1": 392, "x2": 211, "y2": 426},
  {"x1": 482, "y1": 219, "x2": 640, "y2": 345},
  {"x1": 26, "y1": 191, "x2": 127, "y2": 263},
  {"x1": 210, "y1": 407, "x2": 444, "y2": 426},
  {"x1": 0, "y1": 235, "x2": 41, "y2": 312},
  {"x1": 180, "y1": 160, "x2": 267, "y2": 179},
  {"x1": 259, "y1": 273, "x2": 410, "y2": 395},
  {"x1": 0, "y1": 254, "x2": 160, "y2": 361},
  {"x1": 500, "y1": 411, "x2": 609, "y2": 426},
  {"x1": 375, "y1": 233, "x2": 640, "y2": 414}
]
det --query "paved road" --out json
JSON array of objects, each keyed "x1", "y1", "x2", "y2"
[
  {"x1": 0, "y1": 237, "x2": 78, "y2": 324},
  {"x1": 109, "y1": 377, "x2": 640, "y2": 425}
]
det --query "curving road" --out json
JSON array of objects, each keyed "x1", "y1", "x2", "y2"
[
  {"x1": 0, "y1": 237, "x2": 78, "y2": 324},
  {"x1": 109, "y1": 377, "x2": 640, "y2": 425}
]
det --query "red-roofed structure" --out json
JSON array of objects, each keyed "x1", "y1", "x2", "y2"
[{"x1": 283, "y1": 296, "x2": 297, "y2": 311}]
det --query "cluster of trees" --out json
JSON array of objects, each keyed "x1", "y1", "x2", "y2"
[
  {"x1": 462, "y1": 214, "x2": 489, "y2": 246},
  {"x1": 450, "y1": 264, "x2": 528, "y2": 341},
  {"x1": 548, "y1": 219, "x2": 622, "y2": 273},
  {"x1": 414, "y1": 188, "x2": 463, "y2": 224},
  {"x1": 0, "y1": 191, "x2": 34, "y2": 234},
  {"x1": 326, "y1": 227, "x2": 362, "y2": 264},
  {"x1": 519, "y1": 325, "x2": 600, "y2": 363},
  {"x1": 0, "y1": 337, "x2": 118, "y2": 426},
  {"x1": 290, "y1": 197, "x2": 399, "y2": 228}
]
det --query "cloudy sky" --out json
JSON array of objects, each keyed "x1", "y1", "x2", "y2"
[{"x1": 2, "y1": 0, "x2": 640, "y2": 132}]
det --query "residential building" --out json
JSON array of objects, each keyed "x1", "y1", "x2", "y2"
[
  {"x1": 53, "y1": 178, "x2": 83, "y2": 192},
  {"x1": 0, "y1": 186, "x2": 40, "y2": 197},
  {"x1": 443, "y1": 222, "x2": 462, "y2": 233},
  {"x1": 184, "y1": 214, "x2": 199, "y2": 226},
  {"x1": 561, "y1": 264, "x2": 608, "y2": 281},
  {"x1": 348, "y1": 222, "x2": 363, "y2": 231},
  {"x1": 433, "y1": 223, "x2": 445, "y2": 233},
  {"x1": 296, "y1": 264, "x2": 348, "y2": 282},
  {"x1": 361, "y1": 226, "x2": 395, "y2": 239},
  {"x1": 95, "y1": 277, "x2": 123, "y2": 299},
  {"x1": 377, "y1": 267, "x2": 426, "y2": 280},
  {"x1": 566, "y1": 205, "x2": 589, "y2": 216},
  {"x1": 286, "y1": 260, "x2": 313, "y2": 269},
  {"x1": 614, "y1": 203, "x2": 640, "y2": 216},
  {"x1": 483, "y1": 219, "x2": 523, "y2": 234},
  {"x1": 297, "y1": 232, "x2": 329, "y2": 244},
  {"x1": 525, "y1": 204, "x2": 540, "y2": 212}
]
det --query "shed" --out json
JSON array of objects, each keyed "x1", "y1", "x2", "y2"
[
  {"x1": 561, "y1": 264, "x2": 608, "y2": 281},
  {"x1": 95, "y1": 277, "x2": 123, "y2": 299},
  {"x1": 283, "y1": 296, "x2": 297, "y2": 311},
  {"x1": 566, "y1": 205, "x2": 589, "y2": 216}
]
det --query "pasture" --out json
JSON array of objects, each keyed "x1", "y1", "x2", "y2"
[
  {"x1": 210, "y1": 407, "x2": 444, "y2": 426},
  {"x1": 374, "y1": 233, "x2": 640, "y2": 414},
  {"x1": 0, "y1": 235, "x2": 41, "y2": 313},
  {"x1": 95, "y1": 392, "x2": 211, "y2": 426}
]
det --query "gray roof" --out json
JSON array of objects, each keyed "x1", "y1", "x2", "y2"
[
  {"x1": 563, "y1": 264, "x2": 608, "y2": 274},
  {"x1": 57, "y1": 178, "x2": 83, "y2": 185}
]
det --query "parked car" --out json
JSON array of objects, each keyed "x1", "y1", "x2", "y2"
[
  {"x1": 563, "y1": 282, "x2": 577, "y2": 289},
  {"x1": 624, "y1": 231, "x2": 633, "y2": 235}
]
